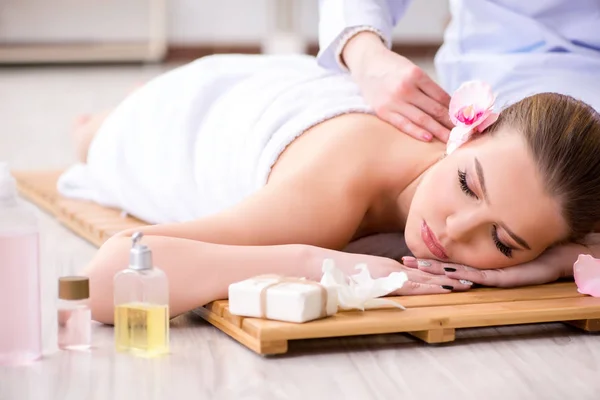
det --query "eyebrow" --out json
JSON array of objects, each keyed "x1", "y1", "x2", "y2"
[
  {"x1": 474, "y1": 157, "x2": 532, "y2": 251},
  {"x1": 474, "y1": 158, "x2": 488, "y2": 203}
]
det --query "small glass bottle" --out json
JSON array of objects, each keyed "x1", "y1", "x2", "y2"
[
  {"x1": 114, "y1": 232, "x2": 169, "y2": 357},
  {"x1": 0, "y1": 162, "x2": 42, "y2": 366},
  {"x1": 57, "y1": 276, "x2": 92, "y2": 350}
]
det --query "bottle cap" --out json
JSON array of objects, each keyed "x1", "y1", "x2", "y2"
[
  {"x1": 58, "y1": 276, "x2": 90, "y2": 300},
  {"x1": 0, "y1": 162, "x2": 17, "y2": 203},
  {"x1": 129, "y1": 231, "x2": 153, "y2": 270}
]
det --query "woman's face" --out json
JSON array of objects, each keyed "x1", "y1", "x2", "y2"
[{"x1": 404, "y1": 131, "x2": 569, "y2": 269}]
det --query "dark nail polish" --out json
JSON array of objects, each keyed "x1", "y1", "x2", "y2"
[
  {"x1": 441, "y1": 285, "x2": 454, "y2": 290},
  {"x1": 444, "y1": 267, "x2": 457, "y2": 272}
]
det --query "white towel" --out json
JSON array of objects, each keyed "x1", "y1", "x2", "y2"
[{"x1": 57, "y1": 54, "x2": 373, "y2": 224}]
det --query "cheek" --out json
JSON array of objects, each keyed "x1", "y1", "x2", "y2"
[
  {"x1": 450, "y1": 243, "x2": 542, "y2": 270},
  {"x1": 451, "y1": 247, "x2": 510, "y2": 269},
  {"x1": 405, "y1": 166, "x2": 456, "y2": 255},
  {"x1": 415, "y1": 166, "x2": 458, "y2": 216}
]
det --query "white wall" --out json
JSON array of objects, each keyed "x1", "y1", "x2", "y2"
[
  {"x1": 168, "y1": 0, "x2": 270, "y2": 44},
  {"x1": 299, "y1": 0, "x2": 449, "y2": 43},
  {"x1": 0, "y1": 0, "x2": 154, "y2": 42},
  {"x1": 0, "y1": 0, "x2": 449, "y2": 45}
]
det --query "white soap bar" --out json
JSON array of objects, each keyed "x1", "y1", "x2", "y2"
[{"x1": 228, "y1": 275, "x2": 338, "y2": 323}]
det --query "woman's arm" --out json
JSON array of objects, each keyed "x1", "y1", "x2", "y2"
[
  {"x1": 124, "y1": 175, "x2": 369, "y2": 249},
  {"x1": 86, "y1": 236, "x2": 315, "y2": 324},
  {"x1": 87, "y1": 122, "x2": 378, "y2": 323},
  {"x1": 115, "y1": 119, "x2": 384, "y2": 249},
  {"x1": 86, "y1": 235, "x2": 470, "y2": 324},
  {"x1": 403, "y1": 239, "x2": 599, "y2": 288}
]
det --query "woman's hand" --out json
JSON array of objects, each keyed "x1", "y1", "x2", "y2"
[
  {"x1": 324, "y1": 249, "x2": 473, "y2": 295},
  {"x1": 342, "y1": 31, "x2": 454, "y2": 143},
  {"x1": 393, "y1": 263, "x2": 474, "y2": 295},
  {"x1": 400, "y1": 243, "x2": 583, "y2": 288}
]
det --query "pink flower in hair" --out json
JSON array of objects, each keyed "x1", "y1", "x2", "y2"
[{"x1": 446, "y1": 81, "x2": 499, "y2": 155}]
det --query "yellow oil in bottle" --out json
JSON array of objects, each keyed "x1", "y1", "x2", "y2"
[{"x1": 114, "y1": 302, "x2": 169, "y2": 357}]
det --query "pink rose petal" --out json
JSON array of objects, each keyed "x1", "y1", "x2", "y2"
[{"x1": 573, "y1": 254, "x2": 600, "y2": 297}]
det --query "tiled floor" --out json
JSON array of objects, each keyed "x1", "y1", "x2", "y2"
[{"x1": 0, "y1": 57, "x2": 598, "y2": 400}]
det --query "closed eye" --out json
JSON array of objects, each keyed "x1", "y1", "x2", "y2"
[
  {"x1": 493, "y1": 225, "x2": 513, "y2": 258},
  {"x1": 458, "y1": 169, "x2": 478, "y2": 199},
  {"x1": 458, "y1": 169, "x2": 514, "y2": 258}
]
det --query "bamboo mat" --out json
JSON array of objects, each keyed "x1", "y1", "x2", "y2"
[
  {"x1": 13, "y1": 170, "x2": 147, "y2": 246},
  {"x1": 13, "y1": 169, "x2": 600, "y2": 355}
]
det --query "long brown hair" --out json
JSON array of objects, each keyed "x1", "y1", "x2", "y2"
[{"x1": 485, "y1": 93, "x2": 600, "y2": 242}]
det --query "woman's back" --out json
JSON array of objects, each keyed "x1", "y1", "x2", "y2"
[{"x1": 56, "y1": 54, "x2": 377, "y2": 224}]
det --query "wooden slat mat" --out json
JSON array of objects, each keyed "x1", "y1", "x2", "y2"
[
  {"x1": 13, "y1": 170, "x2": 148, "y2": 247},
  {"x1": 13, "y1": 170, "x2": 600, "y2": 355}
]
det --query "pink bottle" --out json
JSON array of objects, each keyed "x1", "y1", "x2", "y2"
[{"x1": 0, "y1": 162, "x2": 42, "y2": 366}]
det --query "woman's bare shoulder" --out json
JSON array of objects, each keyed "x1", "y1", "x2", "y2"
[
  {"x1": 120, "y1": 113, "x2": 443, "y2": 250},
  {"x1": 268, "y1": 112, "x2": 444, "y2": 193}
]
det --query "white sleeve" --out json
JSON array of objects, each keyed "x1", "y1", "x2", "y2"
[{"x1": 316, "y1": 0, "x2": 413, "y2": 72}]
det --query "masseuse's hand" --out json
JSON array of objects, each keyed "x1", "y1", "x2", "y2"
[
  {"x1": 342, "y1": 31, "x2": 454, "y2": 142},
  {"x1": 400, "y1": 243, "x2": 583, "y2": 288}
]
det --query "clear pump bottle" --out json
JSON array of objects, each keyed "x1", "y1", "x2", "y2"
[
  {"x1": 0, "y1": 162, "x2": 42, "y2": 366},
  {"x1": 114, "y1": 232, "x2": 169, "y2": 357}
]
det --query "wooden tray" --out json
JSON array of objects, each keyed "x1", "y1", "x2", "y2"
[
  {"x1": 13, "y1": 169, "x2": 600, "y2": 355},
  {"x1": 196, "y1": 283, "x2": 600, "y2": 355}
]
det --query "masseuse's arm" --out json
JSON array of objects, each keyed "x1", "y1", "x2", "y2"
[{"x1": 317, "y1": 0, "x2": 453, "y2": 142}]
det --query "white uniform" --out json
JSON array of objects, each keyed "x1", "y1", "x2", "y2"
[{"x1": 317, "y1": 0, "x2": 600, "y2": 111}]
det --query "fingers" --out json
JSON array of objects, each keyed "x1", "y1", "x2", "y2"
[
  {"x1": 402, "y1": 256, "x2": 445, "y2": 274},
  {"x1": 393, "y1": 281, "x2": 451, "y2": 295},
  {"x1": 402, "y1": 256, "x2": 498, "y2": 287},
  {"x1": 378, "y1": 78, "x2": 452, "y2": 143},
  {"x1": 357, "y1": 53, "x2": 453, "y2": 143},
  {"x1": 411, "y1": 91, "x2": 454, "y2": 132},
  {"x1": 415, "y1": 72, "x2": 451, "y2": 109},
  {"x1": 393, "y1": 103, "x2": 451, "y2": 143},
  {"x1": 444, "y1": 267, "x2": 497, "y2": 286},
  {"x1": 399, "y1": 264, "x2": 472, "y2": 292},
  {"x1": 384, "y1": 111, "x2": 434, "y2": 142}
]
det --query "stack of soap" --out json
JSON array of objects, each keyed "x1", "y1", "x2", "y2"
[{"x1": 228, "y1": 275, "x2": 338, "y2": 323}]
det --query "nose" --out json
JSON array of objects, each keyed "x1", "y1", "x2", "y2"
[{"x1": 445, "y1": 208, "x2": 487, "y2": 243}]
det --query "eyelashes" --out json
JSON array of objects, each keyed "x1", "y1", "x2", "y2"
[
  {"x1": 458, "y1": 170, "x2": 477, "y2": 198},
  {"x1": 457, "y1": 169, "x2": 513, "y2": 258},
  {"x1": 492, "y1": 225, "x2": 513, "y2": 258}
]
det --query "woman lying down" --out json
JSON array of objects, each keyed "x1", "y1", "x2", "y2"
[{"x1": 58, "y1": 54, "x2": 600, "y2": 324}]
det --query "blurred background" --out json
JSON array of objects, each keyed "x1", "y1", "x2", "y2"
[
  {"x1": 0, "y1": 0, "x2": 449, "y2": 64},
  {"x1": 0, "y1": 0, "x2": 448, "y2": 170}
]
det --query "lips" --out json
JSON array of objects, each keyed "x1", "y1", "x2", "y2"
[{"x1": 421, "y1": 221, "x2": 449, "y2": 260}]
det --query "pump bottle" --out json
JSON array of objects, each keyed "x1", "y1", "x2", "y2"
[{"x1": 113, "y1": 232, "x2": 169, "y2": 357}]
